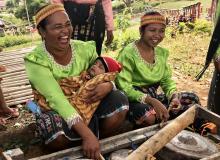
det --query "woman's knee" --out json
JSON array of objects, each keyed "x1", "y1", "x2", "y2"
[
  {"x1": 46, "y1": 135, "x2": 71, "y2": 151},
  {"x1": 137, "y1": 114, "x2": 156, "y2": 126}
]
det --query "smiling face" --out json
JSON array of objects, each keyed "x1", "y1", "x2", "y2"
[
  {"x1": 141, "y1": 23, "x2": 165, "y2": 48},
  {"x1": 40, "y1": 11, "x2": 73, "y2": 51},
  {"x1": 88, "y1": 60, "x2": 106, "y2": 77}
]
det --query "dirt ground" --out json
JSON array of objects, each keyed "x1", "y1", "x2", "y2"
[{"x1": 172, "y1": 70, "x2": 211, "y2": 107}]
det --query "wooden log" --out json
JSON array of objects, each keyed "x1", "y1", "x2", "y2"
[
  {"x1": 200, "y1": 152, "x2": 220, "y2": 160},
  {"x1": 126, "y1": 105, "x2": 198, "y2": 160},
  {"x1": 28, "y1": 123, "x2": 161, "y2": 160}
]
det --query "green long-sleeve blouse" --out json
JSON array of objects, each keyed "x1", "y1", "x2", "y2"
[
  {"x1": 116, "y1": 42, "x2": 177, "y2": 102},
  {"x1": 24, "y1": 40, "x2": 97, "y2": 128}
]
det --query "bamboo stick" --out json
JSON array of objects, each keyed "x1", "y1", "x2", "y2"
[
  {"x1": 0, "y1": 71, "x2": 26, "y2": 78},
  {"x1": 7, "y1": 98, "x2": 34, "y2": 106},
  {"x1": 2, "y1": 85, "x2": 32, "y2": 93},
  {"x1": 0, "y1": 73, "x2": 27, "y2": 79},
  {"x1": 4, "y1": 91, "x2": 33, "y2": 100},
  {"x1": 1, "y1": 79, "x2": 29, "y2": 86},
  {"x1": 0, "y1": 55, "x2": 25, "y2": 61},
  {"x1": 0, "y1": 61, "x2": 24, "y2": 66},
  {"x1": 1, "y1": 76, "x2": 28, "y2": 82},
  {"x1": 0, "y1": 47, "x2": 34, "y2": 56},
  {"x1": 1, "y1": 82, "x2": 30, "y2": 88},
  {"x1": 6, "y1": 95, "x2": 34, "y2": 103},
  {"x1": 3, "y1": 88, "x2": 32, "y2": 96},
  {"x1": 0, "y1": 67, "x2": 25, "y2": 74},
  {"x1": 126, "y1": 105, "x2": 198, "y2": 160},
  {"x1": 0, "y1": 57, "x2": 24, "y2": 62}
]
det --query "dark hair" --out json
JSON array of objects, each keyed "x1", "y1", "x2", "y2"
[{"x1": 140, "y1": 11, "x2": 162, "y2": 33}]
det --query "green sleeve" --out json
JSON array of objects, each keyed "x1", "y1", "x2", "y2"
[
  {"x1": 160, "y1": 62, "x2": 177, "y2": 99},
  {"x1": 116, "y1": 50, "x2": 145, "y2": 102},
  {"x1": 25, "y1": 60, "x2": 80, "y2": 121}
]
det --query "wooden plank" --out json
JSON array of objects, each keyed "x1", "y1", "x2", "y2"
[
  {"x1": 29, "y1": 123, "x2": 162, "y2": 160},
  {"x1": 200, "y1": 152, "x2": 220, "y2": 160},
  {"x1": 196, "y1": 106, "x2": 220, "y2": 134},
  {"x1": 126, "y1": 105, "x2": 197, "y2": 160}
]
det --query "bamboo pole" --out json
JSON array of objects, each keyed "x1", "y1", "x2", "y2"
[
  {"x1": 0, "y1": 47, "x2": 33, "y2": 56},
  {"x1": 0, "y1": 57, "x2": 24, "y2": 62},
  {"x1": 7, "y1": 97, "x2": 34, "y2": 106},
  {"x1": 1, "y1": 76, "x2": 28, "y2": 82},
  {"x1": 0, "y1": 67, "x2": 25, "y2": 75},
  {"x1": 4, "y1": 90, "x2": 33, "y2": 100},
  {"x1": 2, "y1": 73, "x2": 27, "y2": 78},
  {"x1": 0, "y1": 71, "x2": 26, "y2": 78},
  {"x1": 2, "y1": 85, "x2": 32, "y2": 93},
  {"x1": 1, "y1": 79, "x2": 29, "y2": 85},
  {"x1": 6, "y1": 95, "x2": 34, "y2": 103},
  {"x1": 126, "y1": 105, "x2": 198, "y2": 160},
  {"x1": 1, "y1": 82, "x2": 30, "y2": 88}
]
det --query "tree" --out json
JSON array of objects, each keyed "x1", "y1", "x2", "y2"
[{"x1": 14, "y1": 0, "x2": 47, "y2": 22}]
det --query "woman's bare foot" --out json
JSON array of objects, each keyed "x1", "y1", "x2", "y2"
[
  {"x1": 0, "y1": 65, "x2": 6, "y2": 72},
  {"x1": 0, "y1": 107, "x2": 19, "y2": 118},
  {"x1": 0, "y1": 118, "x2": 6, "y2": 125}
]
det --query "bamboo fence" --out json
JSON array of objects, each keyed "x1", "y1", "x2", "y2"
[{"x1": 0, "y1": 47, "x2": 35, "y2": 106}]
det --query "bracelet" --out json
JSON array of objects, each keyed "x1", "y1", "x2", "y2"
[
  {"x1": 110, "y1": 81, "x2": 117, "y2": 91},
  {"x1": 140, "y1": 94, "x2": 150, "y2": 104}
]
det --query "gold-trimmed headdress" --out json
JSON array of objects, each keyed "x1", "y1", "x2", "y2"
[
  {"x1": 35, "y1": 4, "x2": 65, "y2": 27},
  {"x1": 140, "y1": 14, "x2": 166, "y2": 27}
]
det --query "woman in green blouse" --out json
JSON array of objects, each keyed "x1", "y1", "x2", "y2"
[
  {"x1": 116, "y1": 11, "x2": 200, "y2": 127},
  {"x1": 24, "y1": 4, "x2": 128, "y2": 159}
]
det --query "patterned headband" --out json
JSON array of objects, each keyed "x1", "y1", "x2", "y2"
[
  {"x1": 140, "y1": 15, "x2": 166, "y2": 27},
  {"x1": 35, "y1": 4, "x2": 65, "y2": 27}
]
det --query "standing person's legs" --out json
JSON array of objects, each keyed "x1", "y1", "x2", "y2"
[
  {"x1": 95, "y1": 90, "x2": 129, "y2": 138},
  {"x1": 0, "y1": 86, "x2": 19, "y2": 119},
  {"x1": 207, "y1": 70, "x2": 220, "y2": 115},
  {"x1": 94, "y1": 1, "x2": 105, "y2": 55}
]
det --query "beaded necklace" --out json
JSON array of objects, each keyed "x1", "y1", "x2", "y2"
[{"x1": 43, "y1": 42, "x2": 74, "y2": 70}]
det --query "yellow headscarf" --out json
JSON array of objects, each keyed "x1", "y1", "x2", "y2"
[{"x1": 35, "y1": 4, "x2": 65, "y2": 27}]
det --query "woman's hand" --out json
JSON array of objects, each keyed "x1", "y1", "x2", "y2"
[
  {"x1": 72, "y1": 120, "x2": 100, "y2": 159},
  {"x1": 146, "y1": 97, "x2": 169, "y2": 122},
  {"x1": 82, "y1": 133, "x2": 100, "y2": 159},
  {"x1": 169, "y1": 97, "x2": 181, "y2": 113},
  {"x1": 84, "y1": 82, "x2": 112, "y2": 103}
]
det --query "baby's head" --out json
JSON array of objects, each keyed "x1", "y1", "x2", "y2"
[{"x1": 88, "y1": 56, "x2": 122, "y2": 77}]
